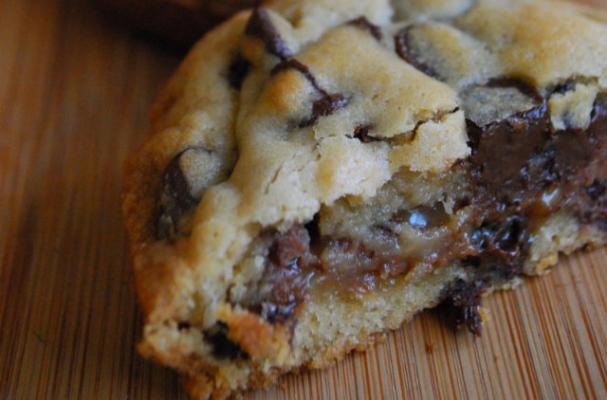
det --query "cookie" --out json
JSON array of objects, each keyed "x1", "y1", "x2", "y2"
[
  {"x1": 98, "y1": 0, "x2": 260, "y2": 46},
  {"x1": 122, "y1": 0, "x2": 607, "y2": 398}
]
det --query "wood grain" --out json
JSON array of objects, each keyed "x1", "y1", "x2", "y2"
[{"x1": 1, "y1": 0, "x2": 606, "y2": 399}]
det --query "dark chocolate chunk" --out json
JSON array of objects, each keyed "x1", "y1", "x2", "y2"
[
  {"x1": 552, "y1": 129, "x2": 594, "y2": 179},
  {"x1": 245, "y1": 225, "x2": 319, "y2": 324},
  {"x1": 156, "y1": 147, "x2": 224, "y2": 240},
  {"x1": 228, "y1": 54, "x2": 250, "y2": 90},
  {"x1": 585, "y1": 180, "x2": 607, "y2": 230},
  {"x1": 269, "y1": 225, "x2": 313, "y2": 266},
  {"x1": 566, "y1": 94, "x2": 607, "y2": 229},
  {"x1": 272, "y1": 59, "x2": 349, "y2": 128},
  {"x1": 394, "y1": 25, "x2": 440, "y2": 79},
  {"x1": 439, "y1": 279, "x2": 485, "y2": 335},
  {"x1": 348, "y1": 17, "x2": 382, "y2": 41},
  {"x1": 204, "y1": 322, "x2": 249, "y2": 360},
  {"x1": 469, "y1": 216, "x2": 529, "y2": 282},
  {"x1": 271, "y1": 59, "x2": 324, "y2": 93},
  {"x1": 465, "y1": 80, "x2": 549, "y2": 206},
  {"x1": 157, "y1": 148, "x2": 201, "y2": 239},
  {"x1": 299, "y1": 94, "x2": 349, "y2": 128},
  {"x1": 470, "y1": 216, "x2": 528, "y2": 256},
  {"x1": 494, "y1": 216, "x2": 527, "y2": 253},
  {"x1": 271, "y1": 59, "x2": 327, "y2": 104},
  {"x1": 462, "y1": 89, "x2": 607, "y2": 279},
  {"x1": 245, "y1": 8, "x2": 293, "y2": 60},
  {"x1": 312, "y1": 93, "x2": 348, "y2": 118},
  {"x1": 164, "y1": 149, "x2": 200, "y2": 210}
]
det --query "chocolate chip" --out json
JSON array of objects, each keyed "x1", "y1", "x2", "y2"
[
  {"x1": 470, "y1": 223, "x2": 495, "y2": 251},
  {"x1": 228, "y1": 54, "x2": 250, "y2": 90},
  {"x1": 439, "y1": 279, "x2": 485, "y2": 335},
  {"x1": 204, "y1": 322, "x2": 249, "y2": 360},
  {"x1": 271, "y1": 59, "x2": 323, "y2": 92},
  {"x1": 163, "y1": 150, "x2": 199, "y2": 210},
  {"x1": 272, "y1": 59, "x2": 349, "y2": 128},
  {"x1": 269, "y1": 225, "x2": 312, "y2": 266},
  {"x1": 466, "y1": 215, "x2": 529, "y2": 282},
  {"x1": 394, "y1": 25, "x2": 440, "y2": 79},
  {"x1": 245, "y1": 8, "x2": 293, "y2": 60},
  {"x1": 348, "y1": 17, "x2": 382, "y2": 41},
  {"x1": 299, "y1": 94, "x2": 349, "y2": 128},
  {"x1": 242, "y1": 225, "x2": 319, "y2": 325},
  {"x1": 495, "y1": 216, "x2": 527, "y2": 253},
  {"x1": 464, "y1": 81, "x2": 551, "y2": 207},
  {"x1": 471, "y1": 216, "x2": 528, "y2": 257},
  {"x1": 157, "y1": 147, "x2": 224, "y2": 240}
]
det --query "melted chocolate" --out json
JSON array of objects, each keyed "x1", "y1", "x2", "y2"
[
  {"x1": 468, "y1": 87, "x2": 607, "y2": 220},
  {"x1": 468, "y1": 215, "x2": 529, "y2": 281},
  {"x1": 248, "y1": 225, "x2": 319, "y2": 324},
  {"x1": 272, "y1": 59, "x2": 349, "y2": 128},
  {"x1": 245, "y1": 8, "x2": 293, "y2": 60},
  {"x1": 300, "y1": 94, "x2": 349, "y2": 128},
  {"x1": 585, "y1": 180, "x2": 607, "y2": 230},
  {"x1": 466, "y1": 81, "x2": 549, "y2": 207},
  {"x1": 438, "y1": 279, "x2": 485, "y2": 335},
  {"x1": 238, "y1": 88, "x2": 607, "y2": 331},
  {"x1": 348, "y1": 17, "x2": 382, "y2": 41}
]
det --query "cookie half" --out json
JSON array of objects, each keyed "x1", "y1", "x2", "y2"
[{"x1": 123, "y1": 0, "x2": 607, "y2": 398}]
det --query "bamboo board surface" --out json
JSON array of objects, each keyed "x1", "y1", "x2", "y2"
[{"x1": 1, "y1": 0, "x2": 607, "y2": 399}]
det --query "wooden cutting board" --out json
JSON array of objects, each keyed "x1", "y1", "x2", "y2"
[{"x1": 1, "y1": 0, "x2": 606, "y2": 399}]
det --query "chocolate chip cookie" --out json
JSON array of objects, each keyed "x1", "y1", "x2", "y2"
[{"x1": 122, "y1": 0, "x2": 607, "y2": 398}]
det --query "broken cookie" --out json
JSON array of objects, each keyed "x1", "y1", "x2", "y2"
[{"x1": 123, "y1": 1, "x2": 607, "y2": 398}]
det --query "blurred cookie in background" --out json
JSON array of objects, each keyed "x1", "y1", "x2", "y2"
[{"x1": 97, "y1": 0, "x2": 260, "y2": 47}]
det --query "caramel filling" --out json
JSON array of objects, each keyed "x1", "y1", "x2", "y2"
[{"x1": 234, "y1": 91, "x2": 607, "y2": 331}]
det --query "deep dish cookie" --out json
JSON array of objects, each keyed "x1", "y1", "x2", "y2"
[{"x1": 123, "y1": 0, "x2": 607, "y2": 398}]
